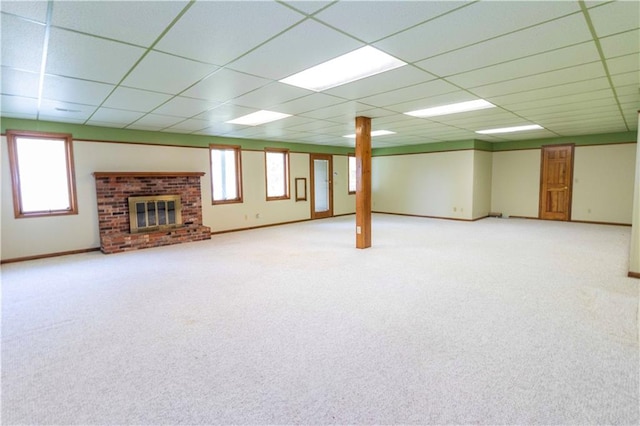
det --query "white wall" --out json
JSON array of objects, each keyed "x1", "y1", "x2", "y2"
[
  {"x1": 332, "y1": 155, "x2": 356, "y2": 216},
  {"x1": 1, "y1": 138, "x2": 355, "y2": 260},
  {"x1": 491, "y1": 149, "x2": 541, "y2": 218},
  {"x1": 572, "y1": 144, "x2": 636, "y2": 224},
  {"x1": 491, "y1": 144, "x2": 637, "y2": 224},
  {"x1": 372, "y1": 150, "x2": 474, "y2": 219},
  {"x1": 629, "y1": 115, "x2": 640, "y2": 274},
  {"x1": 206, "y1": 150, "x2": 311, "y2": 232},
  {"x1": 472, "y1": 150, "x2": 493, "y2": 219}
]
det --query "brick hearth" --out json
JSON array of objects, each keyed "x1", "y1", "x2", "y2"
[{"x1": 93, "y1": 172, "x2": 211, "y2": 254}]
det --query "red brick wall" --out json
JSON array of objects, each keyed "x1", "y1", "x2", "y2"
[{"x1": 94, "y1": 173, "x2": 210, "y2": 254}]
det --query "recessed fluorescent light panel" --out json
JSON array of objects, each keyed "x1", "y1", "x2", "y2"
[
  {"x1": 405, "y1": 99, "x2": 495, "y2": 118},
  {"x1": 343, "y1": 130, "x2": 396, "y2": 138},
  {"x1": 280, "y1": 46, "x2": 406, "y2": 92},
  {"x1": 226, "y1": 110, "x2": 291, "y2": 126},
  {"x1": 476, "y1": 124, "x2": 544, "y2": 134}
]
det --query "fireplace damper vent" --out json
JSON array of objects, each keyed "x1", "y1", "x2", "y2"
[{"x1": 128, "y1": 195, "x2": 182, "y2": 233}]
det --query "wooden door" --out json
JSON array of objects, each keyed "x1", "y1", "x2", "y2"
[
  {"x1": 539, "y1": 144, "x2": 574, "y2": 221},
  {"x1": 310, "y1": 154, "x2": 333, "y2": 219}
]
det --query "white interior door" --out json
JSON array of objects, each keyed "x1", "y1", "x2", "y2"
[{"x1": 310, "y1": 154, "x2": 333, "y2": 219}]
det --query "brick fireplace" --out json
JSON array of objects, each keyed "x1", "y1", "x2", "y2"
[{"x1": 93, "y1": 172, "x2": 211, "y2": 254}]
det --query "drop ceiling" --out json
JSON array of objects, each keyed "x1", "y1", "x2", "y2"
[{"x1": 1, "y1": 0, "x2": 638, "y2": 148}]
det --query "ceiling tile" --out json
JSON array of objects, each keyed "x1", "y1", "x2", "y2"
[
  {"x1": 599, "y1": 29, "x2": 640, "y2": 59},
  {"x1": 417, "y1": 13, "x2": 592, "y2": 78},
  {"x1": 152, "y1": 97, "x2": 221, "y2": 118},
  {"x1": 46, "y1": 28, "x2": 145, "y2": 84},
  {"x1": 229, "y1": 82, "x2": 312, "y2": 109},
  {"x1": 193, "y1": 122, "x2": 243, "y2": 136},
  {"x1": 471, "y1": 62, "x2": 606, "y2": 98},
  {"x1": 436, "y1": 108, "x2": 525, "y2": 126},
  {"x1": 155, "y1": 1, "x2": 304, "y2": 65},
  {"x1": 0, "y1": 1, "x2": 635, "y2": 146},
  {"x1": 485, "y1": 129, "x2": 558, "y2": 140},
  {"x1": 299, "y1": 101, "x2": 374, "y2": 120},
  {"x1": 39, "y1": 99, "x2": 96, "y2": 120},
  {"x1": 358, "y1": 79, "x2": 459, "y2": 108},
  {"x1": 618, "y1": 93, "x2": 640, "y2": 105},
  {"x1": 1, "y1": 68, "x2": 40, "y2": 98},
  {"x1": 273, "y1": 93, "x2": 344, "y2": 115},
  {"x1": 314, "y1": 1, "x2": 465, "y2": 43},
  {"x1": 605, "y1": 53, "x2": 640, "y2": 75},
  {"x1": 194, "y1": 104, "x2": 256, "y2": 123},
  {"x1": 384, "y1": 90, "x2": 479, "y2": 114},
  {"x1": 83, "y1": 120, "x2": 128, "y2": 129},
  {"x1": 445, "y1": 42, "x2": 600, "y2": 89},
  {"x1": 51, "y1": 1, "x2": 188, "y2": 47},
  {"x1": 536, "y1": 112, "x2": 623, "y2": 127},
  {"x1": 513, "y1": 96, "x2": 618, "y2": 118},
  {"x1": 181, "y1": 68, "x2": 270, "y2": 102},
  {"x1": 281, "y1": 2, "x2": 334, "y2": 15},
  {"x1": 127, "y1": 113, "x2": 185, "y2": 130},
  {"x1": 614, "y1": 84, "x2": 640, "y2": 97},
  {"x1": 123, "y1": 51, "x2": 219, "y2": 95},
  {"x1": 374, "y1": 1, "x2": 580, "y2": 62},
  {"x1": 489, "y1": 81, "x2": 614, "y2": 107},
  {"x1": 165, "y1": 118, "x2": 210, "y2": 133},
  {"x1": 86, "y1": 107, "x2": 145, "y2": 126},
  {"x1": 42, "y1": 75, "x2": 114, "y2": 105},
  {"x1": 521, "y1": 104, "x2": 621, "y2": 121},
  {"x1": 588, "y1": 1, "x2": 640, "y2": 38},
  {"x1": 102, "y1": 87, "x2": 172, "y2": 112},
  {"x1": 324, "y1": 66, "x2": 437, "y2": 100},
  {"x1": 285, "y1": 118, "x2": 340, "y2": 133},
  {"x1": 1, "y1": 14, "x2": 44, "y2": 72},
  {"x1": 0, "y1": 1, "x2": 48, "y2": 22},
  {"x1": 228, "y1": 19, "x2": 362, "y2": 80},
  {"x1": 554, "y1": 125, "x2": 626, "y2": 136},
  {"x1": 0, "y1": 95, "x2": 38, "y2": 117}
]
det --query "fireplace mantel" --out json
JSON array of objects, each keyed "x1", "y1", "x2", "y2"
[
  {"x1": 93, "y1": 171, "x2": 205, "y2": 178},
  {"x1": 94, "y1": 172, "x2": 210, "y2": 254}
]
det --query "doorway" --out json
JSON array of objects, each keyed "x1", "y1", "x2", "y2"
[
  {"x1": 539, "y1": 144, "x2": 574, "y2": 221},
  {"x1": 310, "y1": 154, "x2": 333, "y2": 219}
]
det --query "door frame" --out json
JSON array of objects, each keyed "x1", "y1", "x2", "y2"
[
  {"x1": 310, "y1": 153, "x2": 333, "y2": 219},
  {"x1": 538, "y1": 144, "x2": 575, "y2": 221}
]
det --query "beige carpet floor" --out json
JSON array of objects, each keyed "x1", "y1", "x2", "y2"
[{"x1": 1, "y1": 214, "x2": 638, "y2": 424}]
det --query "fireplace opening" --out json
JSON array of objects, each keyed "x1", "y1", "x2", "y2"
[{"x1": 128, "y1": 195, "x2": 182, "y2": 233}]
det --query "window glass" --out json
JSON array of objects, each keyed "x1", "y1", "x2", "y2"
[
  {"x1": 7, "y1": 131, "x2": 77, "y2": 218},
  {"x1": 265, "y1": 149, "x2": 289, "y2": 200},
  {"x1": 348, "y1": 155, "x2": 357, "y2": 194},
  {"x1": 210, "y1": 145, "x2": 242, "y2": 204}
]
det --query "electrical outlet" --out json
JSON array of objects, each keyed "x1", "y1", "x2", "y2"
[
  {"x1": 255, "y1": 213, "x2": 260, "y2": 219},
  {"x1": 453, "y1": 207, "x2": 457, "y2": 212}
]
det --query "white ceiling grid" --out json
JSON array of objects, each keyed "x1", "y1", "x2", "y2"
[{"x1": 0, "y1": 0, "x2": 638, "y2": 148}]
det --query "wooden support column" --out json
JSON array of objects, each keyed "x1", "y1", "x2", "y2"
[{"x1": 355, "y1": 116, "x2": 372, "y2": 249}]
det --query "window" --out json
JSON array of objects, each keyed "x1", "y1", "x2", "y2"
[
  {"x1": 348, "y1": 154, "x2": 356, "y2": 194},
  {"x1": 265, "y1": 148, "x2": 290, "y2": 200},
  {"x1": 210, "y1": 144, "x2": 243, "y2": 204},
  {"x1": 7, "y1": 130, "x2": 78, "y2": 218}
]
